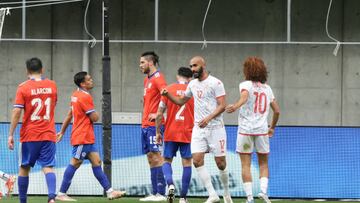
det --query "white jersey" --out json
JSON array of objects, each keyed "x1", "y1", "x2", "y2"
[
  {"x1": 185, "y1": 75, "x2": 226, "y2": 126},
  {"x1": 238, "y1": 81, "x2": 275, "y2": 135}
]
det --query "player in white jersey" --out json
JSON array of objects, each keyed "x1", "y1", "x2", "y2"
[
  {"x1": 226, "y1": 57, "x2": 280, "y2": 203},
  {"x1": 161, "y1": 56, "x2": 233, "y2": 203}
]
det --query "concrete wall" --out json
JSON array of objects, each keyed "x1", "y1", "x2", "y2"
[{"x1": 1, "y1": 0, "x2": 359, "y2": 126}]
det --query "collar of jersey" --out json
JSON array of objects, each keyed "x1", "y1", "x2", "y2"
[
  {"x1": 29, "y1": 76, "x2": 45, "y2": 81},
  {"x1": 148, "y1": 70, "x2": 159, "y2": 79},
  {"x1": 177, "y1": 80, "x2": 188, "y2": 84},
  {"x1": 78, "y1": 88, "x2": 90, "y2": 94}
]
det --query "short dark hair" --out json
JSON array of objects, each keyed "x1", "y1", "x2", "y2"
[
  {"x1": 178, "y1": 67, "x2": 193, "y2": 78},
  {"x1": 74, "y1": 71, "x2": 88, "y2": 88},
  {"x1": 141, "y1": 51, "x2": 159, "y2": 65},
  {"x1": 26, "y1": 57, "x2": 43, "y2": 73}
]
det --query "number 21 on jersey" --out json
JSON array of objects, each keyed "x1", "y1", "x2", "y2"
[{"x1": 31, "y1": 98, "x2": 51, "y2": 121}]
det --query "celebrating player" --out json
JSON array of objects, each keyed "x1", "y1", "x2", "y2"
[
  {"x1": 8, "y1": 57, "x2": 57, "y2": 203},
  {"x1": 155, "y1": 67, "x2": 194, "y2": 203},
  {"x1": 0, "y1": 170, "x2": 16, "y2": 198},
  {"x1": 56, "y1": 71, "x2": 125, "y2": 201},
  {"x1": 226, "y1": 57, "x2": 280, "y2": 203},
  {"x1": 161, "y1": 56, "x2": 233, "y2": 203},
  {"x1": 139, "y1": 51, "x2": 167, "y2": 202}
]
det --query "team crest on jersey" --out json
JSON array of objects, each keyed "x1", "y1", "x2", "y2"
[
  {"x1": 154, "y1": 72, "x2": 160, "y2": 78},
  {"x1": 197, "y1": 90, "x2": 203, "y2": 98}
]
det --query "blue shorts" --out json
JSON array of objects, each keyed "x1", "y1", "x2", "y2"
[
  {"x1": 20, "y1": 141, "x2": 56, "y2": 168},
  {"x1": 72, "y1": 144, "x2": 98, "y2": 160},
  {"x1": 163, "y1": 141, "x2": 192, "y2": 159},
  {"x1": 142, "y1": 126, "x2": 164, "y2": 154}
]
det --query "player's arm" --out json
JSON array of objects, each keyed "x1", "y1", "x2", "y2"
[
  {"x1": 199, "y1": 95, "x2": 227, "y2": 128},
  {"x1": 226, "y1": 90, "x2": 249, "y2": 113},
  {"x1": 161, "y1": 88, "x2": 190, "y2": 106},
  {"x1": 8, "y1": 108, "x2": 22, "y2": 150},
  {"x1": 88, "y1": 111, "x2": 99, "y2": 122},
  {"x1": 57, "y1": 109, "x2": 73, "y2": 142},
  {"x1": 268, "y1": 100, "x2": 280, "y2": 137},
  {"x1": 155, "y1": 105, "x2": 166, "y2": 144}
]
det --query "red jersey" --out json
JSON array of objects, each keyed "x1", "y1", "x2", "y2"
[
  {"x1": 142, "y1": 71, "x2": 167, "y2": 128},
  {"x1": 70, "y1": 89, "x2": 96, "y2": 146},
  {"x1": 14, "y1": 78, "x2": 57, "y2": 143},
  {"x1": 160, "y1": 82, "x2": 194, "y2": 143}
]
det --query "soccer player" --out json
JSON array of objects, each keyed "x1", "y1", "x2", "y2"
[
  {"x1": 0, "y1": 170, "x2": 16, "y2": 197},
  {"x1": 161, "y1": 56, "x2": 233, "y2": 203},
  {"x1": 225, "y1": 57, "x2": 280, "y2": 203},
  {"x1": 155, "y1": 67, "x2": 194, "y2": 203},
  {"x1": 139, "y1": 51, "x2": 167, "y2": 202},
  {"x1": 55, "y1": 71, "x2": 125, "y2": 201},
  {"x1": 8, "y1": 57, "x2": 57, "y2": 203}
]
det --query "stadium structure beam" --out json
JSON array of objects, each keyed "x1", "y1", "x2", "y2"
[{"x1": 102, "y1": 0, "x2": 112, "y2": 193}]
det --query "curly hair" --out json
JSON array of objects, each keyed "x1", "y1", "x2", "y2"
[{"x1": 243, "y1": 56, "x2": 268, "y2": 83}]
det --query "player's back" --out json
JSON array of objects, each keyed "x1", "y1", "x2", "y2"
[
  {"x1": 238, "y1": 80, "x2": 274, "y2": 135},
  {"x1": 162, "y1": 83, "x2": 194, "y2": 143},
  {"x1": 15, "y1": 79, "x2": 57, "y2": 142},
  {"x1": 70, "y1": 89, "x2": 95, "y2": 146}
]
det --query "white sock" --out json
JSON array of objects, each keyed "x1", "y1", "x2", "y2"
[
  {"x1": 57, "y1": 192, "x2": 65, "y2": 196},
  {"x1": 243, "y1": 182, "x2": 253, "y2": 200},
  {"x1": 219, "y1": 167, "x2": 230, "y2": 196},
  {"x1": 106, "y1": 188, "x2": 114, "y2": 194},
  {"x1": 260, "y1": 177, "x2": 268, "y2": 194},
  {"x1": 0, "y1": 171, "x2": 9, "y2": 181},
  {"x1": 196, "y1": 166, "x2": 217, "y2": 197}
]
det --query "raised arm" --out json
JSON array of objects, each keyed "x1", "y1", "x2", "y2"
[
  {"x1": 226, "y1": 90, "x2": 249, "y2": 113},
  {"x1": 8, "y1": 108, "x2": 22, "y2": 150},
  {"x1": 161, "y1": 88, "x2": 190, "y2": 106}
]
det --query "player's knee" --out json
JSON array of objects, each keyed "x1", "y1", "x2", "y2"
[
  {"x1": 215, "y1": 159, "x2": 226, "y2": 170},
  {"x1": 192, "y1": 159, "x2": 204, "y2": 168}
]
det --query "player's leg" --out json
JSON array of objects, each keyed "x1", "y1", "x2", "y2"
[
  {"x1": 87, "y1": 149, "x2": 126, "y2": 200},
  {"x1": 162, "y1": 141, "x2": 176, "y2": 202},
  {"x1": 192, "y1": 126, "x2": 219, "y2": 203},
  {"x1": 18, "y1": 166, "x2": 31, "y2": 203},
  {"x1": 237, "y1": 134, "x2": 255, "y2": 203},
  {"x1": 38, "y1": 141, "x2": 57, "y2": 202},
  {"x1": 179, "y1": 143, "x2": 192, "y2": 202},
  {"x1": 56, "y1": 145, "x2": 84, "y2": 201},
  {"x1": 256, "y1": 136, "x2": 271, "y2": 203},
  {"x1": 211, "y1": 127, "x2": 232, "y2": 203}
]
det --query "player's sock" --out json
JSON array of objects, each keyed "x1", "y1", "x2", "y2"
[
  {"x1": 260, "y1": 177, "x2": 268, "y2": 194},
  {"x1": 92, "y1": 166, "x2": 111, "y2": 191},
  {"x1": 180, "y1": 166, "x2": 191, "y2": 198},
  {"x1": 60, "y1": 164, "x2": 77, "y2": 193},
  {"x1": 219, "y1": 167, "x2": 230, "y2": 195},
  {"x1": 162, "y1": 162, "x2": 173, "y2": 185},
  {"x1": 45, "y1": 172, "x2": 56, "y2": 200},
  {"x1": 18, "y1": 176, "x2": 29, "y2": 203},
  {"x1": 0, "y1": 170, "x2": 10, "y2": 181},
  {"x1": 196, "y1": 166, "x2": 217, "y2": 197},
  {"x1": 150, "y1": 167, "x2": 158, "y2": 195},
  {"x1": 243, "y1": 182, "x2": 253, "y2": 200},
  {"x1": 156, "y1": 166, "x2": 166, "y2": 195}
]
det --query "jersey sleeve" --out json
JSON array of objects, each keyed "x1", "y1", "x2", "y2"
[
  {"x1": 214, "y1": 79, "x2": 226, "y2": 98},
  {"x1": 184, "y1": 82, "x2": 193, "y2": 98},
  {"x1": 239, "y1": 81, "x2": 252, "y2": 93},
  {"x1": 155, "y1": 73, "x2": 167, "y2": 91},
  {"x1": 80, "y1": 94, "x2": 96, "y2": 115},
  {"x1": 14, "y1": 86, "x2": 25, "y2": 108}
]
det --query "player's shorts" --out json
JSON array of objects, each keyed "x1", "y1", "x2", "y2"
[
  {"x1": 163, "y1": 141, "x2": 191, "y2": 159},
  {"x1": 236, "y1": 132, "x2": 270, "y2": 154},
  {"x1": 20, "y1": 141, "x2": 56, "y2": 168},
  {"x1": 191, "y1": 125, "x2": 227, "y2": 157},
  {"x1": 141, "y1": 126, "x2": 164, "y2": 154},
  {"x1": 72, "y1": 144, "x2": 98, "y2": 160}
]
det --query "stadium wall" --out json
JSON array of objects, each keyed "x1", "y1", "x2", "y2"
[
  {"x1": 0, "y1": 0, "x2": 360, "y2": 126},
  {"x1": 0, "y1": 123, "x2": 359, "y2": 198}
]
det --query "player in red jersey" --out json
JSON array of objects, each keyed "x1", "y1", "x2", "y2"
[
  {"x1": 139, "y1": 51, "x2": 167, "y2": 202},
  {"x1": 155, "y1": 67, "x2": 194, "y2": 203},
  {"x1": 55, "y1": 72, "x2": 125, "y2": 201},
  {"x1": 8, "y1": 58, "x2": 57, "y2": 203}
]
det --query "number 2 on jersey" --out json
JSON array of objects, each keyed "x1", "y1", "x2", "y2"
[
  {"x1": 175, "y1": 105, "x2": 186, "y2": 121},
  {"x1": 31, "y1": 98, "x2": 51, "y2": 121},
  {"x1": 253, "y1": 92, "x2": 267, "y2": 114}
]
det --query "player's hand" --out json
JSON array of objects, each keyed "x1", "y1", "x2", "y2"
[
  {"x1": 56, "y1": 132, "x2": 64, "y2": 143},
  {"x1": 225, "y1": 104, "x2": 236, "y2": 113},
  {"x1": 199, "y1": 117, "x2": 211, "y2": 128},
  {"x1": 155, "y1": 133, "x2": 163, "y2": 145},
  {"x1": 160, "y1": 88, "x2": 168, "y2": 96},
  {"x1": 148, "y1": 113, "x2": 156, "y2": 122},
  {"x1": 268, "y1": 128, "x2": 274, "y2": 138},
  {"x1": 8, "y1": 135, "x2": 14, "y2": 150}
]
